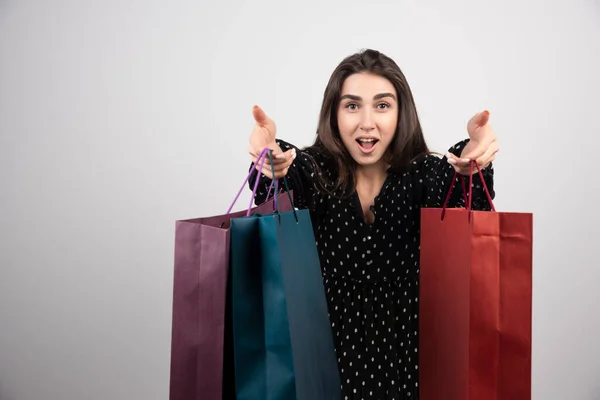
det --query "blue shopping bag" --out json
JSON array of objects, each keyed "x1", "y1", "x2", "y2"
[{"x1": 230, "y1": 150, "x2": 341, "y2": 400}]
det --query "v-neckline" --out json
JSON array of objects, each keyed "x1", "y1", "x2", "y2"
[{"x1": 353, "y1": 172, "x2": 393, "y2": 227}]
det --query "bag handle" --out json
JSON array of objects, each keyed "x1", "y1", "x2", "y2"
[
  {"x1": 265, "y1": 176, "x2": 277, "y2": 210},
  {"x1": 441, "y1": 160, "x2": 495, "y2": 220},
  {"x1": 226, "y1": 148, "x2": 269, "y2": 216},
  {"x1": 226, "y1": 148, "x2": 297, "y2": 220},
  {"x1": 266, "y1": 149, "x2": 298, "y2": 223}
]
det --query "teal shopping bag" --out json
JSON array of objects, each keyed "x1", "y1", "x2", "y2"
[{"x1": 230, "y1": 150, "x2": 341, "y2": 400}]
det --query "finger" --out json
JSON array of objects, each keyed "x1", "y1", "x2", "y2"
[
  {"x1": 451, "y1": 162, "x2": 476, "y2": 176},
  {"x1": 475, "y1": 142, "x2": 499, "y2": 167},
  {"x1": 254, "y1": 148, "x2": 294, "y2": 165},
  {"x1": 251, "y1": 152, "x2": 269, "y2": 164},
  {"x1": 251, "y1": 154, "x2": 273, "y2": 169},
  {"x1": 274, "y1": 148, "x2": 296, "y2": 163},
  {"x1": 263, "y1": 154, "x2": 295, "y2": 173},
  {"x1": 450, "y1": 152, "x2": 498, "y2": 176},
  {"x1": 446, "y1": 153, "x2": 468, "y2": 175},
  {"x1": 260, "y1": 164, "x2": 290, "y2": 179},
  {"x1": 252, "y1": 105, "x2": 270, "y2": 126},
  {"x1": 248, "y1": 146, "x2": 261, "y2": 158},
  {"x1": 249, "y1": 146, "x2": 286, "y2": 161},
  {"x1": 475, "y1": 110, "x2": 490, "y2": 127},
  {"x1": 445, "y1": 152, "x2": 467, "y2": 167},
  {"x1": 468, "y1": 110, "x2": 490, "y2": 131},
  {"x1": 269, "y1": 168, "x2": 289, "y2": 180},
  {"x1": 254, "y1": 156, "x2": 293, "y2": 175},
  {"x1": 460, "y1": 138, "x2": 495, "y2": 163},
  {"x1": 448, "y1": 162, "x2": 469, "y2": 176},
  {"x1": 264, "y1": 161, "x2": 292, "y2": 173}
]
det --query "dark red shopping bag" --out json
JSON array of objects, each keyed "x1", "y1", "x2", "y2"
[
  {"x1": 169, "y1": 150, "x2": 293, "y2": 400},
  {"x1": 419, "y1": 164, "x2": 533, "y2": 400}
]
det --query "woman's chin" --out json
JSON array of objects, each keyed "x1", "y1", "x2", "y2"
[
  {"x1": 344, "y1": 142, "x2": 390, "y2": 168},
  {"x1": 350, "y1": 153, "x2": 385, "y2": 167}
]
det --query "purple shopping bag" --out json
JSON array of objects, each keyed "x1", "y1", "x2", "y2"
[{"x1": 169, "y1": 149, "x2": 293, "y2": 400}]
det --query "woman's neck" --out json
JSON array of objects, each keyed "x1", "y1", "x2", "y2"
[{"x1": 355, "y1": 162, "x2": 389, "y2": 195}]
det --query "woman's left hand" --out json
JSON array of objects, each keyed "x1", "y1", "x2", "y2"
[{"x1": 446, "y1": 110, "x2": 499, "y2": 175}]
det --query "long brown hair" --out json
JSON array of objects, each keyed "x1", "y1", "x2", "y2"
[{"x1": 308, "y1": 48, "x2": 431, "y2": 195}]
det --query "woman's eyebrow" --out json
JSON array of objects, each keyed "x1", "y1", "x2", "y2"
[{"x1": 340, "y1": 93, "x2": 397, "y2": 101}]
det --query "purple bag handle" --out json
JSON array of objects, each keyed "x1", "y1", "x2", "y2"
[
  {"x1": 226, "y1": 148, "x2": 275, "y2": 217},
  {"x1": 265, "y1": 176, "x2": 279, "y2": 211},
  {"x1": 263, "y1": 149, "x2": 297, "y2": 222}
]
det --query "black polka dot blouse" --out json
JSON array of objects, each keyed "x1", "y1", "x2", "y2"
[{"x1": 251, "y1": 138, "x2": 495, "y2": 399}]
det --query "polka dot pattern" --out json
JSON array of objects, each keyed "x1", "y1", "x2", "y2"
[{"x1": 251, "y1": 139, "x2": 494, "y2": 399}]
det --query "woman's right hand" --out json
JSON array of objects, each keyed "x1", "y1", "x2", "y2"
[{"x1": 249, "y1": 105, "x2": 296, "y2": 179}]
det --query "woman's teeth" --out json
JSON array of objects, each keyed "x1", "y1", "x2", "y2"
[{"x1": 357, "y1": 138, "x2": 378, "y2": 150}]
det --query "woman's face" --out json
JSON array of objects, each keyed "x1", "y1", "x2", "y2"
[{"x1": 337, "y1": 72, "x2": 398, "y2": 169}]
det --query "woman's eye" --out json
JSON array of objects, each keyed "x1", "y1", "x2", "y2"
[
  {"x1": 345, "y1": 103, "x2": 359, "y2": 110},
  {"x1": 377, "y1": 102, "x2": 391, "y2": 109}
]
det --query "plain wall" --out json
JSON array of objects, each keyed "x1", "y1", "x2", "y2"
[{"x1": 1, "y1": 0, "x2": 599, "y2": 399}]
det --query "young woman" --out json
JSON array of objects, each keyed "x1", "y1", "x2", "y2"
[{"x1": 247, "y1": 49, "x2": 498, "y2": 399}]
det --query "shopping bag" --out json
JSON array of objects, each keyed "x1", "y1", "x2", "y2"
[
  {"x1": 169, "y1": 149, "x2": 293, "y2": 400},
  {"x1": 419, "y1": 163, "x2": 533, "y2": 400},
  {"x1": 230, "y1": 151, "x2": 342, "y2": 400}
]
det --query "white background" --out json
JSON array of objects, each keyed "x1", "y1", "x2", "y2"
[{"x1": 1, "y1": 0, "x2": 599, "y2": 399}]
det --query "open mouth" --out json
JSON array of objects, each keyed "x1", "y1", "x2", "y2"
[{"x1": 356, "y1": 137, "x2": 379, "y2": 153}]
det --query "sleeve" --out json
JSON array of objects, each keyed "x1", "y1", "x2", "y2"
[
  {"x1": 419, "y1": 139, "x2": 495, "y2": 211},
  {"x1": 248, "y1": 139, "x2": 319, "y2": 212}
]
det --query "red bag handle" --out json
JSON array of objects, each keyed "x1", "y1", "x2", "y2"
[{"x1": 441, "y1": 160, "x2": 495, "y2": 220}]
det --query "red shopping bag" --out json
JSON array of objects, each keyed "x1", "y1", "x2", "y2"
[
  {"x1": 169, "y1": 149, "x2": 292, "y2": 400},
  {"x1": 419, "y1": 164, "x2": 533, "y2": 400}
]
